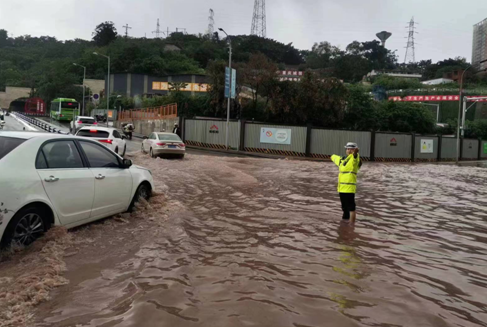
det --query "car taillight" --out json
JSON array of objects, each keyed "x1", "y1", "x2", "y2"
[
  {"x1": 90, "y1": 129, "x2": 97, "y2": 133},
  {"x1": 156, "y1": 142, "x2": 166, "y2": 146},
  {"x1": 93, "y1": 122, "x2": 98, "y2": 125},
  {"x1": 77, "y1": 121, "x2": 82, "y2": 124},
  {"x1": 60, "y1": 114, "x2": 63, "y2": 117},
  {"x1": 99, "y1": 139, "x2": 113, "y2": 144},
  {"x1": 179, "y1": 143, "x2": 185, "y2": 147}
]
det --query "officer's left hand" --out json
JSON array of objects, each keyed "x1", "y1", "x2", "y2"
[{"x1": 354, "y1": 148, "x2": 359, "y2": 155}]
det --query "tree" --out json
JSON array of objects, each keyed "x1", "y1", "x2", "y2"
[
  {"x1": 92, "y1": 21, "x2": 118, "y2": 46},
  {"x1": 0, "y1": 29, "x2": 9, "y2": 48},
  {"x1": 242, "y1": 53, "x2": 279, "y2": 109},
  {"x1": 376, "y1": 101, "x2": 436, "y2": 134},
  {"x1": 343, "y1": 85, "x2": 378, "y2": 130}
]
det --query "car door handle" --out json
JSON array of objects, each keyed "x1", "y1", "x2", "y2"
[
  {"x1": 95, "y1": 174, "x2": 105, "y2": 180},
  {"x1": 44, "y1": 176, "x2": 59, "y2": 183}
]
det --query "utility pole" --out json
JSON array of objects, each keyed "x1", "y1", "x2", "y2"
[
  {"x1": 208, "y1": 9, "x2": 215, "y2": 36},
  {"x1": 122, "y1": 24, "x2": 132, "y2": 38},
  {"x1": 404, "y1": 17, "x2": 418, "y2": 63},
  {"x1": 219, "y1": 28, "x2": 232, "y2": 150},
  {"x1": 152, "y1": 19, "x2": 162, "y2": 38},
  {"x1": 251, "y1": 0, "x2": 266, "y2": 37}
]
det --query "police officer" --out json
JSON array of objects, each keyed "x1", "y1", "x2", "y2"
[{"x1": 331, "y1": 142, "x2": 362, "y2": 223}]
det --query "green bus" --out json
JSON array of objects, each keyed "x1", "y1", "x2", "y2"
[{"x1": 50, "y1": 98, "x2": 80, "y2": 121}]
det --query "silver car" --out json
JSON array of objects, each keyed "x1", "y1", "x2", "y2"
[{"x1": 142, "y1": 132, "x2": 185, "y2": 158}]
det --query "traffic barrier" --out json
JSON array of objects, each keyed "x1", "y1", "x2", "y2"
[{"x1": 12, "y1": 112, "x2": 68, "y2": 135}]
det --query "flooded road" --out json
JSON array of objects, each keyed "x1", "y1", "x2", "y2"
[{"x1": 29, "y1": 153, "x2": 487, "y2": 326}]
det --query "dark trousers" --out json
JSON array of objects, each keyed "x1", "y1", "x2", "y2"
[{"x1": 339, "y1": 193, "x2": 356, "y2": 220}]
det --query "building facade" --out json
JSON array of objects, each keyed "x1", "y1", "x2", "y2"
[
  {"x1": 106, "y1": 74, "x2": 209, "y2": 97},
  {"x1": 472, "y1": 18, "x2": 487, "y2": 71}
]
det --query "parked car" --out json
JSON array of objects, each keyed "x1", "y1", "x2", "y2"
[
  {"x1": 70, "y1": 116, "x2": 97, "y2": 134},
  {"x1": 142, "y1": 132, "x2": 185, "y2": 158},
  {"x1": 76, "y1": 127, "x2": 127, "y2": 157},
  {"x1": 0, "y1": 131, "x2": 154, "y2": 247}
]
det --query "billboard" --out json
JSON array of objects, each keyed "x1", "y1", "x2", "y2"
[
  {"x1": 152, "y1": 82, "x2": 209, "y2": 92},
  {"x1": 260, "y1": 127, "x2": 292, "y2": 145}
]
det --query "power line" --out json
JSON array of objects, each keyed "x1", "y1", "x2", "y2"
[
  {"x1": 404, "y1": 17, "x2": 418, "y2": 63},
  {"x1": 152, "y1": 19, "x2": 162, "y2": 38},
  {"x1": 251, "y1": 0, "x2": 266, "y2": 38},
  {"x1": 208, "y1": 9, "x2": 215, "y2": 36},
  {"x1": 122, "y1": 24, "x2": 132, "y2": 38}
]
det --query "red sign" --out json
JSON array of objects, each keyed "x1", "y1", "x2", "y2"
[{"x1": 387, "y1": 95, "x2": 487, "y2": 102}]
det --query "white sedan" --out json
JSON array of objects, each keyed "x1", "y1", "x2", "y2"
[
  {"x1": 0, "y1": 131, "x2": 154, "y2": 247},
  {"x1": 76, "y1": 127, "x2": 127, "y2": 157},
  {"x1": 142, "y1": 132, "x2": 185, "y2": 158}
]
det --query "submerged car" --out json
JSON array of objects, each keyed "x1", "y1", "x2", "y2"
[{"x1": 0, "y1": 131, "x2": 154, "y2": 247}]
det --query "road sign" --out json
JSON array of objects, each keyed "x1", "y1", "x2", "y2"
[{"x1": 225, "y1": 67, "x2": 236, "y2": 99}]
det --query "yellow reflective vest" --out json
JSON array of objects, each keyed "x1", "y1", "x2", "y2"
[{"x1": 331, "y1": 154, "x2": 361, "y2": 193}]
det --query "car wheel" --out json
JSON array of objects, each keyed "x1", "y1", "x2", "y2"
[
  {"x1": 150, "y1": 148, "x2": 156, "y2": 158},
  {"x1": 179, "y1": 154, "x2": 185, "y2": 159},
  {"x1": 122, "y1": 145, "x2": 126, "y2": 157},
  {"x1": 128, "y1": 183, "x2": 152, "y2": 212},
  {"x1": 1, "y1": 205, "x2": 51, "y2": 247}
]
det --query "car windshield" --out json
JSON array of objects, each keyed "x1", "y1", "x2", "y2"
[
  {"x1": 158, "y1": 134, "x2": 182, "y2": 141},
  {"x1": 77, "y1": 130, "x2": 110, "y2": 138},
  {"x1": 0, "y1": 136, "x2": 26, "y2": 160},
  {"x1": 79, "y1": 118, "x2": 95, "y2": 124}
]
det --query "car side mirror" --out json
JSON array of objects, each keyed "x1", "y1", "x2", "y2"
[
  {"x1": 121, "y1": 135, "x2": 127, "y2": 139},
  {"x1": 143, "y1": 136, "x2": 148, "y2": 139},
  {"x1": 123, "y1": 159, "x2": 132, "y2": 168}
]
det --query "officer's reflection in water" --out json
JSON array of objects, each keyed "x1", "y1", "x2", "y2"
[{"x1": 331, "y1": 142, "x2": 362, "y2": 224}]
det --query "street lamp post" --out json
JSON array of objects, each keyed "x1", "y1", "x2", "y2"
[
  {"x1": 93, "y1": 52, "x2": 110, "y2": 126},
  {"x1": 73, "y1": 63, "x2": 86, "y2": 116},
  {"x1": 219, "y1": 28, "x2": 232, "y2": 150},
  {"x1": 456, "y1": 66, "x2": 471, "y2": 164}
]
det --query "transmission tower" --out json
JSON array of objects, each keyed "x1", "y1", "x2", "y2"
[
  {"x1": 122, "y1": 24, "x2": 132, "y2": 38},
  {"x1": 251, "y1": 0, "x2": 266, "y2": 38},
  {"x1": 404, "y1": 17, "x2": 418, "y2": 63},
  {"x1": 152, "y1": 19, "x2": 162, "y2": 38},
  {"x1": 208, "y1": 9, "x2": 215, "y2": 36}
]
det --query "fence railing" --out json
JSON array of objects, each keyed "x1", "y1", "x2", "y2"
[{"x1": 118, "y1": 104, "x2": 177, "y2": 122}]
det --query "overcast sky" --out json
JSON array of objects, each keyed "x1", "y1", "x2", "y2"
[{"x1": 1, "y1": 0, "x2": 487, "y2": 63}]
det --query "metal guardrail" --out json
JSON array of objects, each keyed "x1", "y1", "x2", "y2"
[{"x1": 13, "y1": 112, "x2": 69, "y2": 135}]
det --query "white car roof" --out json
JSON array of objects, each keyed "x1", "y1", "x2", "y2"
[
  {"x1": 78, "y1": 126, "x2": 117, "y2": 132},
  {"x1": 76, "y1": 116, "x2": 95, "y2": 119},
  {"x1": 0, "y1": 131, "x2": 71, "y2": 140}
]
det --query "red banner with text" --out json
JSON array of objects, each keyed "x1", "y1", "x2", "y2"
[{"x1": 388, "y1": 95, "x2": 487, "y2": 102}]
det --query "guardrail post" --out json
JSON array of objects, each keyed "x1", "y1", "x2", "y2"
[
  {"x1": 370, "y1": 131, "x2": 376, "y2": 161},
  {"x1": 305, "y1": 123, "x2": 312, "y2": 157},
  {"x1": 478, "y1": 138, "x2": 482, "y2": 160},
  {"x1": 239, "y1": 119, "x2": 247, "y2": 151},
  {"x1": 460, "y1": 137, "x2": 464, "y2": 161},
  {"x1": 437, "y1": 134, "x2": 443, "y2": 162},
  {"x1": 411, "y1": 133, "x2": 416, "y2": 162}
]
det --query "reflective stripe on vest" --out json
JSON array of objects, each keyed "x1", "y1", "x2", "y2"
[
  {"x1": 340, "y1": 182, "x2": 356, "y2": 185},
  {"x1": 340, "y1": 172, "x2": 357, "y2": 175}
]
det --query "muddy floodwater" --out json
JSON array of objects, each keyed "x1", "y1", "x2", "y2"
[{"x1": 10, "y1": 153, "x2": 487, "y2": 326}]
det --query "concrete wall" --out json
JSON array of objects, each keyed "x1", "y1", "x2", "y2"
[
  {"x1": 185, "y1": 119, "x2": 240, "y2": 149},
  {"x1": 441, "y1": 137, "x2": 457, "y2": 159},
  {"x1": 375, "y1": 133, "x2": 412, "y2": 159},
  {"x1": 84, "y1": 79, "x2": 105, "y2": 95},
  {"x1": 311, "y1": 129, "x2": 371, "y2": 157},
  {"x1": 462, "y1": 139, "x2": 479, "y2": 159},
  {"x1": 0, "y1": 86, "x2": 31, "y2": 109},
  {"x1": 415, "y1": 136, "x2": 439, "y2": 161},
  {"x1": 245, "y1": 123, "x2": 307, "y2": 154}
]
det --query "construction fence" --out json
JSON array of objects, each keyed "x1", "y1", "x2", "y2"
[
  {"x1": 182, "y1": 118, "x2": 487, "y2": 162},
  {"x1": 118, "y1": 104, "x2": 177, "y2": 122}
]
